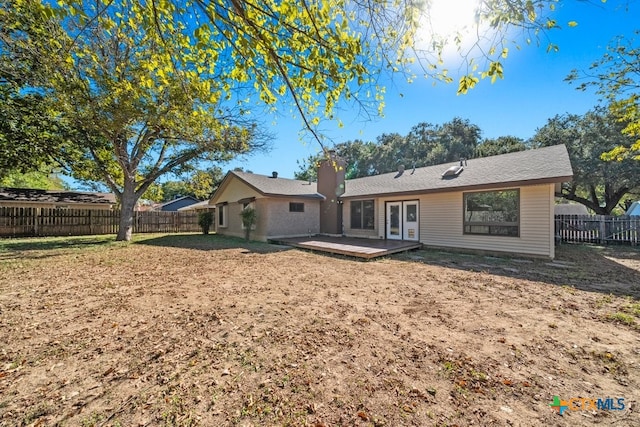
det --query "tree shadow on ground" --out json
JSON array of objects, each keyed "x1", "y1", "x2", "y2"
[
  {"x1": 0, "y1": 236, "x2": 115, "y2": 260},
  {"x1": 134, "y1": 233, "x2": 292, "y2": 255},
  {"x1": 394, "y1": 243, "x2": 640, "y2": 299}
]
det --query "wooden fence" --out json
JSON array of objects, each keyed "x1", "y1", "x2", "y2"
[
  {"x1": 0, "y1": 207, "x2": 201, "y2": 237},
  {"x1": 555, "y1": 214, "x2": 640, "y2": 245}
]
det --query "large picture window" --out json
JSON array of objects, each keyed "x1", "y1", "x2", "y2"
[
  {"x1": 351, "y1": 200, "x2": 375, "y2": 230},
  {"x1": 463, "y1": 189, "x2": 519, "y2": 236}
]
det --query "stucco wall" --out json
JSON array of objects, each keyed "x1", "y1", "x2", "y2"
[
  {"x1": 212, "y1": 177, "x2": 320, "y2": 241},
  {"x1": 260, "y1": 197, "x2": 320, "y2": 240}
]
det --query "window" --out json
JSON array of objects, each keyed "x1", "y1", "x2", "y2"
[
  {"x1": 351, "y1": 200, "x2": 375, "y2": 230},
  {"x1": 289, "y1": 202, "x2": 304, "y2": 212},
  {"x1": 463, "y1": 189, "x2": 519, "y2": 236},
  {"x1": 217, "y1": 204, "x2": 227, "y2": 228}
]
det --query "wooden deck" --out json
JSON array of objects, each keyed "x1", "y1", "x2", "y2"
[{"x1": 273, "y1": 236, "x2": 422, "y2": 259}]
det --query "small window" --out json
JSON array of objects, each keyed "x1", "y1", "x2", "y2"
[
  {"x1": 351, "y1": 200, "x2": 375, "y2": 230},
  {"x1": 463, "y1": 189, "x2": 519, "y2": 236},
  {"x1": 289, "y1": 202, "x2": 304, "y2": 212},
  {"x1": 217, "y1": 205, "x2": 227, "y2": 228}
]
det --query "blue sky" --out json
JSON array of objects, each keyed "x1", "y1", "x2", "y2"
[{"x1": 223, "y1": 0, "x2": 639, "y2": 179}]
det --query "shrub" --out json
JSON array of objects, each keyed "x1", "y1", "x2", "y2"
[
  {"x1": 240, "y1": 207, "x2": 257, "y2": 241},
  {"x1": 198, "y1": 211, "x2": 213, "y2": 234}
]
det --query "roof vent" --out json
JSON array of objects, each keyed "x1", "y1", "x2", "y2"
[
  {"x1": 441, "y1": 165, "x2": 464, "y2": 179},
  {"x1": 398, "y1": 164, "x2": 405, "y2": 173},
  {"x1": 271, "y1": 171, "x2": 278, "y2": 178}
]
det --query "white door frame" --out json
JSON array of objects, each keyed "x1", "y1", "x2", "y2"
[
  {"x1": 402, "y1": 200, "x2": 419, "y2": 241},
  {"x1": 386, "y1": 201, "x2": 402, "y2": 240},
  {"x1": 385, "y1": 200, "x2": 419, "y2": 241}
]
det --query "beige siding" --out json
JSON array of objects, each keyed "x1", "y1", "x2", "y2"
[
  {"x1": 344, "y1": 184, "x2": 555, "y2": 258},
  {"x1": 419, "y1": 184, "x2": 555, "y2": 258}
]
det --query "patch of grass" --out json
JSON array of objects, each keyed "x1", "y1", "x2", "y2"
[
  {"x1": 22, "y1": 402, "x2": 53, "y2": 425},
  {"x1": 621, "y1": 300, "x2": 640, "y2": 317},
  {"x1": 0, "y1": 234, "x2": 117, "y2": 252},
  {"x1": 81, "y1": 412, "x2": 105, "y2": 427},
  {"x1": 161, "y1": 393, "x2": 198, "y2": 427},
  {"x1": 605, "y1": 312, "x2": 636, "y2": 327},
  {"x1": 134, "y1": 233, "x2": 286, "y2": 253},
  {"x1": 590, "y1": 350, "x2": 627, "y2": 377},
  {"x1": 441, "y1": 361, "x2": 456, "y2": 376},
  {"x1": 596, "y1": 294, "x2": 615, "y2": 308}
]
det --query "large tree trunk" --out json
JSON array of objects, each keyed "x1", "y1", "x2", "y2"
[{"x1": 116, "y1": 181, "x2": 137, "y2": 241}]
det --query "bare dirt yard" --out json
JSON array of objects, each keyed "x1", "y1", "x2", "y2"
[{"x1": 1, "y1": 234, "x2": 639, "y2": 427}]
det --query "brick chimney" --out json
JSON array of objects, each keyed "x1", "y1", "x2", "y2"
[{"x1": 317, "y1": 150, "x2": 346, "y2": 235}]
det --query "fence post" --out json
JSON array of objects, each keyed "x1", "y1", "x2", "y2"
[{"x1": 34, "y1": 207, "x2": 40, "y2": 236}]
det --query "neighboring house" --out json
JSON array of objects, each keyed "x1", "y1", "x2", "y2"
[
  {"x1": 626, "y1": 201, "x2": 640, "y2": 216},
  {"x1": 554, "y1": 203, "x2": 589, "y2": 216},
  {"x1": 210, "y1": 144, "x2": 573, "y2": 259},
  {"x1": 177, "y1": 200, "x2": 216, "y2": 212},
  {"x1": 0, "y1": 187, "x2": 116, "y2": 210},
  {"x1": 154, "y1": 195, "x2": 201, "y2": 211}
]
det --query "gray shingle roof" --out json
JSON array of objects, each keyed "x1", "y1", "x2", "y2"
[
  {"x1": 0, "y1": 188, "x2": 116, "y2": 205},
  {"x1": 229, "y1": 171, "x2": 325, "y2": 199},
  {"x1": 215, "y1": 145, "x2": 573, "y2": 201},
  {"x1": 342, "y1": 144, "x2": 573, "y2": 198}
]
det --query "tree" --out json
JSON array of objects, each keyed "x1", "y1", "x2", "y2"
[
  {"x1": 0, "y1": 170, "x2": 67, "y2": 189},
  {"x1": 19, "y1": 1, "x2": 270, "y2": 241},
  {"x1": 566, "y1": 30, "x2": 640, "y2": 161},
  {"x1": 475, "y1": 136, "x2": 528, "y2": 157},
  {"x1": 531, "y1": 108, "x2": 640, "y2": 215},
  {"x1": 295, "y1": 118, "x2": 482, "y2": 179},
  {"x1": 157, "y1": 167, "x2": 224, "y2": 202},
  {"x1": 0, "y1": 4, "x2": 72, "y2": 177},
  {"x1": 188, "y1": 167, "x2": 225, "y2": 200},
  {"x1": 3, "y1": 0, "x2": 575, "y2": 240},
  {"x1": 405, "y1": 118, "x2": 481, "y2": 165},
  {"x1": 36, "y1": 0, "x2": 561, "y2": 143}
]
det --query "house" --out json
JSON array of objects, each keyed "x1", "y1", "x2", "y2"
[
  {"x1": 154, "y1": 195, "x2": 201, "y2": 211},
  {"x1": 627, "y1": 201, "x2": 640, "y2": 216},
  {"x1": 177, "y1": 200, "x2": 216, "y2": 212},
  {"x1": 0, "y1": 187, "x2": 116, "y2": 210},
  {"x1": 554, "y1": 203, "x2": 589, "y2": 216},
  {"x1": 210, "y1": 144, "x2": 573, "y2": 259},
  {"x1": 210, "y1": 171, "x2": 325, "y2": 241}
]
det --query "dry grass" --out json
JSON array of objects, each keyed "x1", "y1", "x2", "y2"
[{"x1": 0, "y1": 234, "x2": 639, "y2": 426}]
